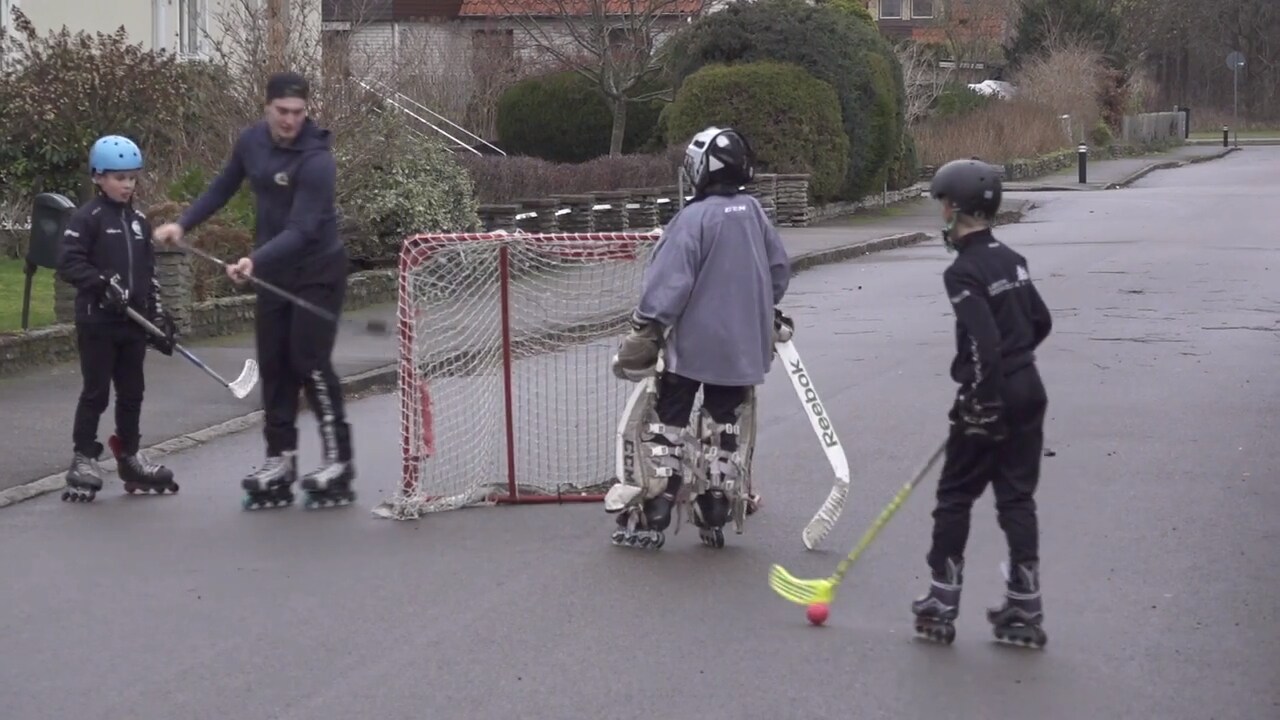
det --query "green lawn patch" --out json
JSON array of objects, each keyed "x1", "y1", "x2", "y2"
[{"x1": 0, "y1": 258, "x2": 56, "y2": 333}]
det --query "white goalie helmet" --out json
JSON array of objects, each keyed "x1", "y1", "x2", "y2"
[{"x1": 682, "y1": 126, "x2": 755, "y2": 195}]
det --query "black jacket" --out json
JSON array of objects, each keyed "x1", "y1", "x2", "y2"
[
  {"x1": 177, "y1": 117, "x2": 341, "y2": 285},
  {"x1": 943, "y1": 229, "x2": 1052, "y2": 402},
  {"x1": 57, "y1": 195, "x2": 159, "y2": 324}
]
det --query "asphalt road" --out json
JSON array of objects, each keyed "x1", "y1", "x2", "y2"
[{"x1": 2, "y1": 149, "x2": 1278, "y2": 720}]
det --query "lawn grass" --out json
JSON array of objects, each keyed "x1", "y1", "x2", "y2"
[{"x1": 0, "y1": 258, "x2": 56, "y2": 333}]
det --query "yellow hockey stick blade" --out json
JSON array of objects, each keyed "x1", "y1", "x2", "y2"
[{"x1": 768, "y1": 563, "x2": 838, "y2": 606}]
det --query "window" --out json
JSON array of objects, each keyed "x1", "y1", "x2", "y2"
[
  {"x1": 0, "y1": 0, "x2": 15, "y2": 65},
  {"x1": 472, "y1": 29, "x2": 515, "y2": 63},
  {"x1": 178, "y1": 0, "x2": 206, "y2": 56},
  {"x1": 912, "y1": 0, "x2": 934, "y2": 18},
  {"x1": 0, "y1": 0, "x2": 14, "y2": 37},
  {"x1": 879, "y1": 0, "x2": 903, "y2": 18}
]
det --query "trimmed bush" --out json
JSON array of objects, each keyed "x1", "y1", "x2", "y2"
[
  {"x1": 495, "y1": 71, "x2": 666, "y2": 162},
  {"x1": 460, "y1": 150, "x2": 682, "y2": 204},
  {"x1": 825, "y1": 0, "x2": 875, "y2": 25},
  {"x1": 888, "y1": 132, "x2": 919, "y2": 190},
  {"x1": 662, "y1": 61, "x2": 849, "y2": 201},
  {"x1": 667, "y1": 0, "x2": 905, "y2": 198}
]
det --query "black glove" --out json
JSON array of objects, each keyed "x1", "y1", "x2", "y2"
[
  {"x1": 950, "y1": 391, "x2": 1008, "y2": 443},
  {"x1": 147, "y1": 309, "x2": 177, "y2": 356},
  {"x1": 98, "y1": 274, "x2": 129, "y2": 315},
  {"x1": 773, "y1": 308, "x2": 795, "y2": 343}
]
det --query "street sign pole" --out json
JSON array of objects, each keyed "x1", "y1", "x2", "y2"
[{"x1": 1226, "y1": 51, "x2": 1245, "y2": 147}]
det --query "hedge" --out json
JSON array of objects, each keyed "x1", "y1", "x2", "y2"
[
  {"x1": 667, "y1": 0, "x2": 905, "y2": 199},
  {"x1": 662, "y1": 61, "x2": 849, "y2": 201},
  {"x1": 495, "y1": 71, "x2": 666, "y2": 162}
]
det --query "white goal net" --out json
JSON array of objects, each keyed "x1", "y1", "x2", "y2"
[{"x1": 373, "y1": 230, "x2": 662, "y2": 520}]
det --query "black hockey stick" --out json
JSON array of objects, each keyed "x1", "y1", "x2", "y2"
[
  {"x1": 178, "y1": 242, "x2": 390, "y2": 336},
  {"x1": 123, "y1": 306, "x2": 259, "y2": 399}
]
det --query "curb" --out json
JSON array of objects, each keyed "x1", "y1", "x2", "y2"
[
  {"x1": 1105, "y1": 147, "x2": 1241, "y2": 189},
  {"x1": 0, "y1": 211, "x2": 1032, "y2": 511},
  {"x1": 1003, "y1": 147, "x2": 1241, "y2": 192}
]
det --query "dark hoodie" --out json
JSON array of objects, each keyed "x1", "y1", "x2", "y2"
[{"x1": 178, "y1": 117, "x2": 340, "y2": 283}]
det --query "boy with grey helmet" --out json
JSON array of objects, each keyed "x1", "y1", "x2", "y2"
[{"x1": 911, "y1": 158, "x2": 1053, "y2": 648}]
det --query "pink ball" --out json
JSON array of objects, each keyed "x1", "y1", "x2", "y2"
[{"x1": 807, "y1": 603, "x2": 829, "y2": 625}]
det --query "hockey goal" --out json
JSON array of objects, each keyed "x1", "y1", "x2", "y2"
[{"x1": 373, "y1": 230, "x2": 663, "y2": 520}]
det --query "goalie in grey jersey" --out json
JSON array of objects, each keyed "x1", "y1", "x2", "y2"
[{"x1": 607, "y1": 125, "x2": 791, "y2": 549}]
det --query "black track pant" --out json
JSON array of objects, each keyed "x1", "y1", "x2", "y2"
[
  {"x1": 73, "y1": 321, "x2": 149, "y2": 457},
  {"x1": 255, "y1": 252, "x2": 352, "y2": 462},
  {"x1": 654, "y1": 372, "x2": 749, "y2": 452},
  {"x1": 926, "y1": 364, "x2": 1047, "y2": 577}
]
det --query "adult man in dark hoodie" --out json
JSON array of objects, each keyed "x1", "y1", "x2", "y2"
[{"x1": 155, "y1": 71, "x2": 356, "y2": 510}]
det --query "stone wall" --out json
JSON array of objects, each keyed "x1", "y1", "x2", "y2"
[
  {"x1": 919, "y1": 142, "x2": 1177, "y2": 182},
  {"x1": 0, "y1": 266, "x2": 402, "y2": 377},
  {"x1": 473, "y1": 173, "x2": 814, "y2": 233}
]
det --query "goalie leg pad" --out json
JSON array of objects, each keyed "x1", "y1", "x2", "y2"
[
  {"x1": 691, "y1": 386, "x2": 759, "y2": 534},
  {"x1": 608, "y1": 379, "x2": 687, "y2": 515}
]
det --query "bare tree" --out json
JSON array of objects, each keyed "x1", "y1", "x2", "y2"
[
  {"x1": 896, "y1": 39, "x2": 952, "y2": 126},
  {"x1": 913, "y1": 0, "x2": 1022, "y2": 80},
  {"x1": 500, "y1": 0, "x2": 697, "y2": 156}
]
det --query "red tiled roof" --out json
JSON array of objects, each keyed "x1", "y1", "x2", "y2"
[{"x1": 459, "y1": 0, "x2": 703, "y2": 17}]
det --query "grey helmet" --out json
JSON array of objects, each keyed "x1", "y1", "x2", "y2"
[
  {"x1": 682, "y1": 126, "x2": 755, "y2": 196},
  {"x1": 929, "y1": 158, "x2": 1003, "y2": 220}
]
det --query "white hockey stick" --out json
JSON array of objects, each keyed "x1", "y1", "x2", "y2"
[
  {"x1": 124, "y1": 306, "x2": 260, "y2": 399},
  {"x1": 775, "y1": 339, "x2": 852, "y2": 550}
]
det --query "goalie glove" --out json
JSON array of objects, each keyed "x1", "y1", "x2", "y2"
[
  {"x1": 950, "y1": 390, "x2": 1008, "y2": 444},
  {"x1": 773, "y1": 308, "x2": 795, "y2": 343},
  {"x1": 98, "y1": 274, "x2": 130, "y2": 316},
  {"x1": 612, "y1": 310, "x2": 663, "y2": 382}
]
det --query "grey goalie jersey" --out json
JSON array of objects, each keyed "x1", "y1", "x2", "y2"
[{"x1": 636, "y1": 193, "x2": 790, "y2": 386}]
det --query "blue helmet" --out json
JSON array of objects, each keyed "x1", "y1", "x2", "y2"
[{"x1": 89, "y1": 135, "x2": 144, "y2": 175}]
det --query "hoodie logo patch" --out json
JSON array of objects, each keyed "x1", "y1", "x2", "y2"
[
  {"x1": 131, "y1": 221, "x2": 143, "y2": 237},
  {"x1": 274, "y1": 172, "x2": 290, "y2": 186}
]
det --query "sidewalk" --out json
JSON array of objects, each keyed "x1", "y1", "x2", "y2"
[
  {"x1": 0, "y1": 141, "x2": 1233, "y2": 501},
  {"x1": 1004, "y1": 145, "x2": 1237, "y2": 191}
]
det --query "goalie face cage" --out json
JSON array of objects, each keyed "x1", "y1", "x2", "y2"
[{"x1": 376, "y1": 230, "x2": 663, "y2": 520}]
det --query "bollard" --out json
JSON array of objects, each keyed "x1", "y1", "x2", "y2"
[
  {"x1": 1077, "y1": 144, "x2": 1088, "y2": 184},
  {"x1": 1223, "y1": 125, "x2": 1229, "y2": 147}
]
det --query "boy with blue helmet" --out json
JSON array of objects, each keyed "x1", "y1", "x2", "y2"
[{"x1": 56, "y1": 135, "x2": 180, "y2": 501}]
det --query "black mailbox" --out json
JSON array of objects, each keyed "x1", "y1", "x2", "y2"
[{"x1": 21, "y1": 192, "x2": 76, "y2": 331}]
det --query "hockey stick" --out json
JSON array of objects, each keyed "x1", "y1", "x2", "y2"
[
  {"x1": 768, "y1": 439, "x2": 946, "y2": 607},
  {"x1": 775, "y1": 339, "x2": 853, "y2": 550},
  {"x1": 178, "y1": 242, "x2": 391, "y2": 337},
  {"x1": 123, "y1": 306, "x2": 259, "y2": 399}
]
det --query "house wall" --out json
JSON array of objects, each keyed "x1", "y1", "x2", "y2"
[
  {"x1": 336, "y1": 15, "x2": 685, "y2": 137},
  {"x1": 14, "y1": 0, "x2": 321, "y2": 59}
]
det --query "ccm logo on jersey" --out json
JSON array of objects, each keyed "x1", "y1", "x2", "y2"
[
  {"x1": 789, "y1": 358, "x2": 839, "y2": 448},
  {"x1": 723, "y1": 204, "x2": 749, "y2": 213}
]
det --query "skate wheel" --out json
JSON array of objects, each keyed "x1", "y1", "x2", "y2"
[
  {"x1": 914, "y1": 621, "x2": 956, "y2": 645},
  {"x1": 124, "y1": 483, "x2": 137, "y2": 494}
]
